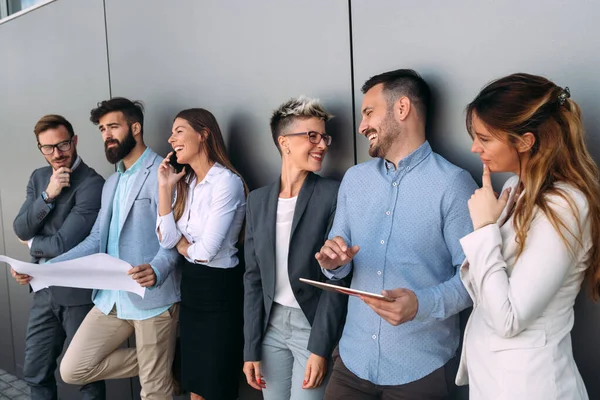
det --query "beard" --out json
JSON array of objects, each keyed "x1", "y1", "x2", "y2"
[
  {"x1": 368, "y1": 110, "x2": 401, "y2": 159},
  {"x1": 104, "y1": 127, "x2": 137, "y2": 164},
  {"x1": 48, "y1": 149, "x2": 77, "y2": 170}
]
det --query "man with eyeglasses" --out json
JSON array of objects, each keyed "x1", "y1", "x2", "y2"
[{"x1": 12, "y1": 114, "x2": 106, "y2": 400}]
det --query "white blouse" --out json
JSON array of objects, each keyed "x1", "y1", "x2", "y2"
[
  {"x1": 274, "y1": 196, "x2": 301, "y2": 308},
  {"x1": 156, "y1": 163, "x2": 246, "y2": 268}
]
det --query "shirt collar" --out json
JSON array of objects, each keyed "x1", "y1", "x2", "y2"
[
  {"x1": 116, "y1": 147, "x2": 150, "y2": 175},
  {"x1": 381, "y1": 141, "x2": 432, "y2": 174},
  {"x1": 70, "y1": 156, "x2": 82, "y2": 172},
  {"x1": 188, "y1": 162, "x2": 225, "y2": 185}
]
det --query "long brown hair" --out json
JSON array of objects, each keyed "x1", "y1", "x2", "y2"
[
  {"x1": 172, "y1": 108, "x2": 248, "y2": 223},
  {"x1": 467, "y1": 73, "x2": 600, "y2": 300}
]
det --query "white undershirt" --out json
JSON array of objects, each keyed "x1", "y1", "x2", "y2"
[{"x1": 274, "y1": 196, "x2": 300, "y2": 308}]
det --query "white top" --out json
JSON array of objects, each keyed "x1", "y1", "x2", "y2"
[
  {"x1": 156, "y1": 163, "x2": 246, "y2": 268},
  {"x1": 274, "y1": 196, "x2": 300, "y2": 308},
  {"x1": 456, "y1": 176, "x2": 590, "y2": 399}
]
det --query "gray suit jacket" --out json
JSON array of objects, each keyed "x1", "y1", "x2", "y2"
[
  {"x1": 13, "y1": 160, "x2": 105, "y2": 306},
  {"x1": 243, "y1": 172, "x2": 350, "y2": 361},
  {"x1": 51, "y1": 149, "x2": 181, "y2": 310}
]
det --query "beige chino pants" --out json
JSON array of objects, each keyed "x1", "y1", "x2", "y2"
[{"x1": 60, "y1": 304, "x2": 179, "y2": 400}]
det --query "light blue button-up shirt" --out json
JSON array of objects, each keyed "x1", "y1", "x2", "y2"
[
  {"x1": 94, "y1": 148, "x2": 170, "y2": 320},
  {"x1": 323, "y1": 141, "x2": 477, "y2": 385}
]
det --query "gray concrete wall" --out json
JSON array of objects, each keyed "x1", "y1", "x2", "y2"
[{"x1": 1, "y1": 1, "x2": 599, "y2": 399}]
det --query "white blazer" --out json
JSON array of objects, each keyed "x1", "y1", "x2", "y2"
[{"x1": 456, "y1": 176, "x2": 591, "y2": 400}]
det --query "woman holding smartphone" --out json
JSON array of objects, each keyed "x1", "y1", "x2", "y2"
[
  {"x1": 156, "y1": 108, "x2": 247, "y2": 400},
  {"x1": 456, "y1": 73, "x2": 600, "y2": 399},
  {"x1": 242, "y1": 96, "x2": 348, "y2": 399}
]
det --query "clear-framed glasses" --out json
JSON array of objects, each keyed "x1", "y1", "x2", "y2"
[
  {"x1": 282, "y1": 131, "x2": 332, "y2": 146},
  {"x1": 38, "y1": 139, "x2": 72, "y2": 155}
]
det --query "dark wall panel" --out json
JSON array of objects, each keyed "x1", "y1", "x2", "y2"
[
  {"x1": 104, "y1": 2, "x2": 353, "y2": 398},
  {"x1": 2, "y1": 1, "x2": 599, "y2": 399},
  {"x1": 0, "y1": 191, "x2": 16, "y2": 373},
  {"x1": 350, "y1": 0, "x2": 600, "y2": 398},
  {"x1": 104, "y1": 0, "x2": 355, "y2": 191}
]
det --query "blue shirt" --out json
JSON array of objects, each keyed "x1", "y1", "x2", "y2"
[
  {"x1": 323, "y1": 141, "x2": 477, "y2": 385},
  {"x1": 94, "y1": 148, "x2": 170, "y2": 320}
]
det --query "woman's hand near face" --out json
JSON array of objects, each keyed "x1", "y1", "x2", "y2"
[
  {"x1": 468, "y1": 164, "x2": 511, "y2": 229},
  {"x1": 158, "y1": 152, "x2": 185, "y2": 189},
  {"x1": 158, "y1": 152, "x2": 186, "y2": 218}
]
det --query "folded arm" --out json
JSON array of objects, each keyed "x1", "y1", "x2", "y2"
[
  {"x1": 30, "y1": 177, "x2": 104, "y2": 258},
  {"x1": 187, "y1": 176, "x2": 245, "y2": 263},
  {"x1": 13, "y1": 173, "x2": 51, "y2": 240}
]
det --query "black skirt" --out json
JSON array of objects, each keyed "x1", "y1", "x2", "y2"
[{"x1": 179, "y1": 260, "x2": 244, "y2": 399}]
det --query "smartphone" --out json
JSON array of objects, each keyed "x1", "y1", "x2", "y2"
[{"x1": 169, "y1": 152, "x2": 185, "y2": 173}]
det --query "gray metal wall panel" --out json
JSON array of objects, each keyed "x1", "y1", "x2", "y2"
[
  {"x1": 0, "y1": 0, "x2": 131, "y2": 398},
  {"x1": 0, "y1": 191, "x2": 16, "y2": 373},
  {"x1": 104, "y1": 0, "x2": 355, "y2": 191},
  {"x1": 104, "y1": 2, "x2": 353, "y2": 398},
  {"x1": 2, "y1": 1, "x2": 597, "y2": 399},
  {"x1": 350, "y1": 0, "x2": 600, "y2": 398}
]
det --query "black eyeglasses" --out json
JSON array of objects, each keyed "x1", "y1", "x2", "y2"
[
  {"x1": 282, "y1": 131, "x2": 332, "y2": 146},
  {"x1": 38, "y1": 139, "x2": 72, "y2": 155}
]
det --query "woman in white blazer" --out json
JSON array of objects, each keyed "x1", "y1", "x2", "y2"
[{"x1": 456, "y1": 73, "x2": 600, "y2": 400}]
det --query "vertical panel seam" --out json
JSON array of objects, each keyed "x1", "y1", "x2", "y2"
[
  {"x1": 0, "y1": 190, "x2": 17, "y2": 372},
  {"x1": 103, "y1": 0, "x2": 112, "y2": 98},
  {"x1": 348, "y1": 0, "x2": 357, "y2": 166}
]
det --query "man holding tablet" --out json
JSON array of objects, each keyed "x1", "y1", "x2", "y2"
[{"x1": 316, "y1": 69, "x2": 477, "y2": 400}]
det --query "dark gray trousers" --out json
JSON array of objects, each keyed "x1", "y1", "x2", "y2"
[{"x1": 23, "y1": 288, "x2": 106, "y2": 400}]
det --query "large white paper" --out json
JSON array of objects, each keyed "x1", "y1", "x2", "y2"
[{"x1": 0, "y1": 253, "x2": 145, "y2": 298}]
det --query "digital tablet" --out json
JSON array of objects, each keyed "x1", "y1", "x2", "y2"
[{"x1": 299, "y1": 278, "x2": 394, "y2": 302}]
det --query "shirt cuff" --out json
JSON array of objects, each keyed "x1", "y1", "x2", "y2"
[
  {"x1": 413, "y1": 287, "x2": 436, "y2": 322},
  {"x1": 187, "y1": 242, "x2": 209, "y2": 264},
  {"x1": 148, "y1": 265, "x2": 161, "y2": 290},
  {"x1": 321, "y1": 263, "x2": 352, "y2": 280},
  {"x1": 156, "y1": 211, "x2": 179, "y2": 248},
  {"x1": 40, "y1": 194, "x2": 54, "y2": 210},
  {"x1": 459, "y1": 223, "x2": 499, "y2": 261}
]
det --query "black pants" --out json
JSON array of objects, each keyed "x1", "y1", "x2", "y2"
[
  {"x1": 23, "y1": 288, "x2": 105, "y2": 400},
  {"x1": 324, "y1": 353, "x2": 456, "y2": 400}
]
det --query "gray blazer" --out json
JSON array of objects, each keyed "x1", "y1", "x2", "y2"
[
  {"x1": 13, "y1": 160, "x2": 105, "y2": 306},
  {"x1": 51, "y1": 149, "x2": 181, "y2": 310},
  {"x1": 243, "y1": 172, "x2": 349, "y2": 361}
]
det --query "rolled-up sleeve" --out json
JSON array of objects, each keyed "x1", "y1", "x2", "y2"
[{"x1": 156, "y1": 211, "x2": 182, "y2": 249}]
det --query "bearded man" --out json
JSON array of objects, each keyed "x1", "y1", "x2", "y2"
[{"x1": 316, "y1": 69, "x2": 478, "y2": 400}]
